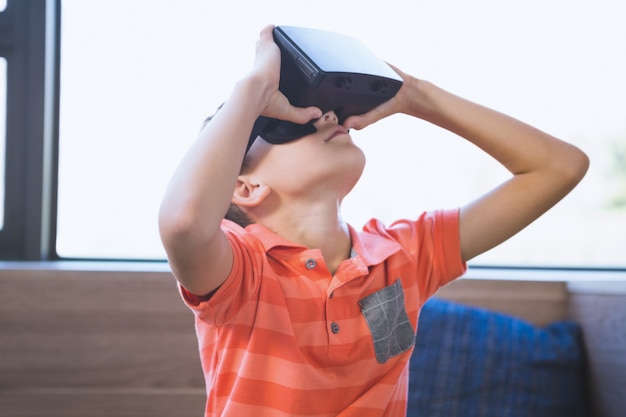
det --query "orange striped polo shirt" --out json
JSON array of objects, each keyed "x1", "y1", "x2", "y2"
[{"x1": 180, "y1": 209, "x2": 466, "y2": 417}]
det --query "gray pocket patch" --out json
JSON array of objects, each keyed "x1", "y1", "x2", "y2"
[{"x1": 359, "y1": 280, "x2": 415, "y2": 364}]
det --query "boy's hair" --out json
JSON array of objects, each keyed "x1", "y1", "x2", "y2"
[
  {"x1": 225, "y1": 203, "x2": 254, "y2": 228},
  {"x1": 203, "y1": 106, "x2": 254, "y2": 228}
]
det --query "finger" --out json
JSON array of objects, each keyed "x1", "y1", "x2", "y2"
[
  {"x1": 259, "y1": 24, "x2": 275, "y2": 39},
  {"x1": 286, "y1": 105, "x2": 323, "y2": 124},
  {"x1": 344, "y1": 100, "x2": 395, "y2": 130},
  {"x1": 387, "y1": 62, "x2": 405, "y2": 78},
  {"x1": 255, "y1": 25, "x2": 275, "y2": 51},
  {"x1": 342, "y1": 114, "x2": 367, "y2": 131}
]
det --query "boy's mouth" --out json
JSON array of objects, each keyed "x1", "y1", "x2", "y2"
[{"x1": 325, "y1": 126, "x2": 350, "y2": 142}]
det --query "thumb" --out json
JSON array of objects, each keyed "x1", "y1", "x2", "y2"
[
  {"x1": 286, "y1": 105, "x2": 323, "y2": 124},
  {"x1": 343, "y1": 101, "x2": 394, "y2": 130},
  {"x1": 343, "y1": 114, "x2": 369, "y2": 131}
]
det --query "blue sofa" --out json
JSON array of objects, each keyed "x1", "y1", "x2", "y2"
[{"x1": 407, "y1": 298, "x2": 589, "y2": 417}]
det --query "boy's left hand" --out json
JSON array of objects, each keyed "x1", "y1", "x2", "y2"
[{"x1": 343, "y1": 64, "x2": 416, "y2": 130}]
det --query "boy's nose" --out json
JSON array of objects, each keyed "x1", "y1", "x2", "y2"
[{"x1": 316, "y1": 110, "x2": 338, "y2": 126}]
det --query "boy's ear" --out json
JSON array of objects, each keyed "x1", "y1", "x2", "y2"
[{"x1": 231, "y1": 176, "x2": 271, "y2": 208}]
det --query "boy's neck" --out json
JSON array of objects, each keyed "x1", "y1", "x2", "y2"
[{"x1": 260, "y1": 202, "x2": 352, "y2": 274}]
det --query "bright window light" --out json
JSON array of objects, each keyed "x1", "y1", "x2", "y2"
[{"x1": 57, "y1": 0, "x2": 626, "y2": 267}]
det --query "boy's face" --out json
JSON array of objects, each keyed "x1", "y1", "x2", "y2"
[{"x1": 243, "y1": 111, "x2": 366, "y2": 199}]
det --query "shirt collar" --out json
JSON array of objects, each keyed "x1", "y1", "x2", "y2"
[
  {"x1": 347, "y1": 223, "x2": 402, "y2": 266},
  {"x1": 245, "y1": 222, "x2": 401, "y2": 267}
]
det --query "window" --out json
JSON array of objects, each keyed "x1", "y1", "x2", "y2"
[{"x1": 56, "y1": 0, "x2": 626, "y2": 267}]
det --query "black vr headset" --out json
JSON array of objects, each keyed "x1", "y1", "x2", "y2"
[{"x1": 247, "y1": 26, "x2": 403, "y2": 152}]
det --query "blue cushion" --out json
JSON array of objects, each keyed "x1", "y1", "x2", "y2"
[{"x1": 407, "y1": 298, "x2": 589, "y2": 417}]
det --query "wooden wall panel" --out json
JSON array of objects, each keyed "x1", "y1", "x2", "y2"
[
  {"x1": 0, "y1": 391, "x2": 206, "y2": 417},
  {"x1": 436, "y1": 278, "x2": 569, "y2": 326},
  {"x1": 0, "y1": 269, "x2": 205, "y2": 417},
  {"x1": 1, "y1": 267, "x2": 625, "y2": 417}
]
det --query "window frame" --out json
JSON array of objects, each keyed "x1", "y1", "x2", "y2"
[{"x1": 0, "y1": 0, "x2": 59, "y2": 260}]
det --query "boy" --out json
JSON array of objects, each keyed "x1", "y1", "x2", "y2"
[{"x1": 159, "y1": 25, "x2": 588, "y2": 417}]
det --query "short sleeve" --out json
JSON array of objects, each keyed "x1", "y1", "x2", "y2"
[
  {"x1": 367, "y1": 208, "x2": 466, "y2": 299},
  {"x1": 429, "y1": 208, "x2": 466, "y2": 286},
  {"x1": 178, "y1": 220, "x2": 264, "y2": 326}
]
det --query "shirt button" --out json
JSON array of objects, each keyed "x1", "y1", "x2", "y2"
[
  {"x1": 330, "y1": 322, "x2": 340, "y2": 334},
  {"x1": 305, "y1": 259, "x2": 317, "y2": 269},
  {"x1": 329, "y1": 291, "x2": 334, "y2": 299}
]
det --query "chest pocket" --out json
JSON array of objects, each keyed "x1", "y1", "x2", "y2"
[{"x1": 359, "y1": 279, "x2": 415, "y2": 364}]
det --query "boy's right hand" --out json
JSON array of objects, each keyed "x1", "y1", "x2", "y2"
[
  {"x1": 251, "y1": 25, "x2": 321, "y2": 124},
  {"x1": 159, "y1": 25, "x2": 321, "y2": 298}
]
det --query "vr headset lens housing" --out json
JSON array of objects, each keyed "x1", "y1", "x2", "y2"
[{"x1": 246, "y1": 116, "x2": 317, "y2": 153}]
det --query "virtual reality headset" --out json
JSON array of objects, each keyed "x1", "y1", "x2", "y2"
[{"x1": 247, "y1": 25, "x2": 402, "y2": 152}]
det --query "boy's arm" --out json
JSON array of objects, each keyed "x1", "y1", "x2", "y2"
[
  {"x1": 345, "y1": 66, "x2": 589, "y2": 262},
  {"x1": 158, "y1": 26, "x2": 321, "y2": 295}
]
